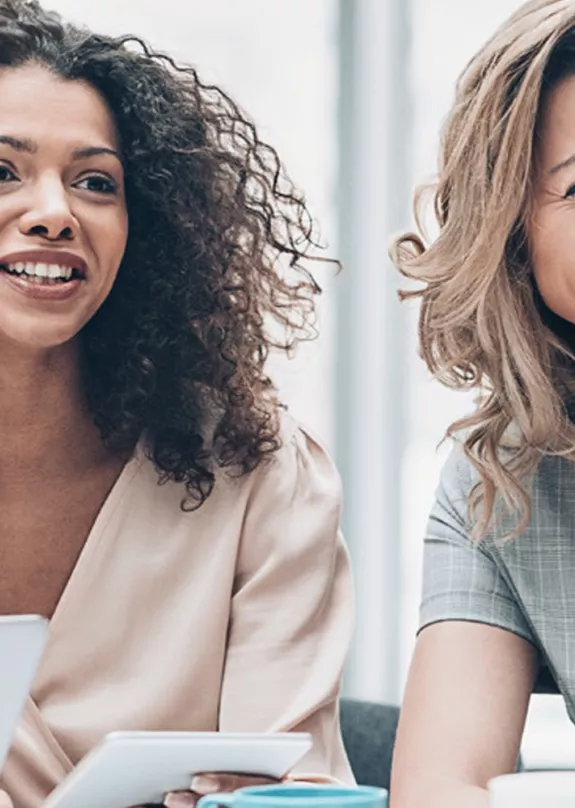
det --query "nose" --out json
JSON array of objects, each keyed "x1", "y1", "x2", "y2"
[{"x1": 18, "y1": 176, "x2": 78, "y2": 241}]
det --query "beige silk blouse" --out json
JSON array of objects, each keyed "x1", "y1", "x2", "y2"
[{"x1": 1, "y1": 416, "x2": 354, "y2": 807}]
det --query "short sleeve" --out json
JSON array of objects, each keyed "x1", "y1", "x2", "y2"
[
  {"x1": 419, "y1": 441, "x2": 536, "y2": 647},
  {"x1": 218, "y1": 419, "x2": 354, "y2": 784}
]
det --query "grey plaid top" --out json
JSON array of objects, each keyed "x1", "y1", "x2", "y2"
[{"x1": 420, "y1": 442, "x2": 575, "y2": 706}]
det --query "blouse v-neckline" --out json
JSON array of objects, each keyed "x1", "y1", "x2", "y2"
[{"x1": 47, "y1": 442, "x2": 145, "y2": 634}]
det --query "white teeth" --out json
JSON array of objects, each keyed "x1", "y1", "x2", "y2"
[{"x1": 5, "y1": 262, "x2": 75, "y2": 280}]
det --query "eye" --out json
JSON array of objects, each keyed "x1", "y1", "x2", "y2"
[
  {"x1": 565, "y1": 183, "x2": 575, "y2": 198},
  {"x1": 74, "y1": 174, "x2": 118, "y2": 195},
  {"x1": 0, "y1": 164, "x2": 18, "y2": 183}
]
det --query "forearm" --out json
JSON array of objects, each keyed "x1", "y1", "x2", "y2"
[{"x1": 391, "y1": 783, "x2": 489, "y2": 808}]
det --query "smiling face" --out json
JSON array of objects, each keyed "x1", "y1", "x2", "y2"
[
  {"x1": 529, "y1": 74, "x2": 575, "y2": 325},
  {"x1": 0, "y1": 63, "x2": 128, "y2": 351}
]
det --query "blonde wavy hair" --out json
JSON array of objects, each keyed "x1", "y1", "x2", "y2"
[{"x1": 392, "y1": 0, "x2": 575, "y2": 538}]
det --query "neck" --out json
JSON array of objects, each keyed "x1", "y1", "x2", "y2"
[{"x1": 0, "y1": 339, "x2": 108, "y2": 479}]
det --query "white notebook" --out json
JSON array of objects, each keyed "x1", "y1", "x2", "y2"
[{"x1": 43, "y1": 730, "x2": 313, "y2": 808}]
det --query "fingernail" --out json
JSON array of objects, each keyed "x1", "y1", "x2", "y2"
[
  {"x1": 191, "y1": 774, "x2": 220, "y2": 794},
  {"x1": 164, "y1": 792, "x2": 193, "y2": 808}
]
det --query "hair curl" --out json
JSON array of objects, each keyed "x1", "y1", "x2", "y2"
[
  {"x1": 0, "y1": 0, "x2": 327, "y2": 506},
  {"x1": 391, "y1": 0, "x2": 575, "y2": 538}
]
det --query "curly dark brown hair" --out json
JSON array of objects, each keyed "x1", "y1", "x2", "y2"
[{"x1": 1, "y1": 0, "x2": 326, "y2": 506}]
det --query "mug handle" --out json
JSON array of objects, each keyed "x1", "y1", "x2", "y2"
[{"x1": 196, "y1": 793, "x2": 238, "y2": 808}]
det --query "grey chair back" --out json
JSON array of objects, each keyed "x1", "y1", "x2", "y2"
[{"x1": 339, "y1": 698, "x2": 399, "y2": 789}]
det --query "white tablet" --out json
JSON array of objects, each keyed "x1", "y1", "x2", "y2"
[
  {"x1": 43, "y1": 730, "x2": 313, "y2": 808},
  {"x1": 0, "y1": 614, "x2": 49, "y2": 769}
]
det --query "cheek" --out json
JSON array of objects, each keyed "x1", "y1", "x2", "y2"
[
  {"x1": 530, "y1": 209, "x2": 575, "y2": 321},
  {"x1": 101, "y1": 208, "x2": 128, "y2": 276}
]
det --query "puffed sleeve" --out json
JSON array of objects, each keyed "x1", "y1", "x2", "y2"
[
  {"x1": 420, "y1": 440, "x2": 536, "y2": 646},
  {"x1": 217, "y1": 420, "x2": 355, "y2": 784}
]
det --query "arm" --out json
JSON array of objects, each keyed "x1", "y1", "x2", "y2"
[
  {"x1": 391, "y1": 442, "x2": 540, "y2": 807},
  {"x1": 160, "y1": 423, "x2": 353, "y2": 806},
  {"x1": 391, "y1": 621, "x2": 538, "y2": 808},
  {"x1": 217, "y1": 422, "x2": 354, "y2": 784}
]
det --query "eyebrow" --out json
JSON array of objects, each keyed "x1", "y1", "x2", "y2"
[
  {"x1": 0, "y1": 135, "x2": 36, "y2": 153},
  {"x1": 72, "y1": 145, "x2": 121, "y2": 162},
  {"x1": 549, "y1": 152, "x2": 575, "y2": 175},
  {"x1": 0, "y1": 135, "x2": 121, "y2": 162}
]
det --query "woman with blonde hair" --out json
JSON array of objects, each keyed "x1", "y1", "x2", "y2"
[{"x1": 390, "y1": 1, "x2": 575, "y2": 806}]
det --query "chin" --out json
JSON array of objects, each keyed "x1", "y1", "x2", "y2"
[{"x1": 0, "y1": 316, "x2": 82, "y2": 352}]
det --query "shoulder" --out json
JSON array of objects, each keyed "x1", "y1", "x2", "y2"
[
  {"x1": 435, "y1": 434, "x2": 573, "y2": 537},
  {"x1": 136, "y1": 410, "x2": 341, "y2": 515},
  {"x1": 240, "y1": 410, "x2": 342, "y2": 510},
  {"x1": 432, "y1": 437, "x2": 477, "y2": 529},
  {"x1": 232, "y1": 411, "x2": 345, "y2": 573}
]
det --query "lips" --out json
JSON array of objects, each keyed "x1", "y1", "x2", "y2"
[
  {"x1": 0, "y1": 249, "x2": 89, "y2": 303},
  {"x1": 0, "y1": 269, "x2": 83, "y2": 302}
]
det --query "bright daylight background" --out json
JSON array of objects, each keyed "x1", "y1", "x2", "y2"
[{"x1": 45, "y1": 0, "x2": 575, "y2": 769}]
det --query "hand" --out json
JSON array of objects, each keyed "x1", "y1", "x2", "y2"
[
  {"x1": 163, "y1": 773, "x2": 279, "y2": 808},
  {"x1": 0, "y1": 791, "x2": 12, "y2": 808}
]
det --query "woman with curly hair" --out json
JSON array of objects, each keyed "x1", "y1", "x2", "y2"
[
  {"x1": 390, "y1": 1, "x2": 575, "y2": 806},
  {"x1": 0, "y1": 1, "x2": 354, "y2": 806}
]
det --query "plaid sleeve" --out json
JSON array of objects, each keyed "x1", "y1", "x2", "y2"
[{"x1": 419, "y1": 442, "x2": 536, "y2": 646}]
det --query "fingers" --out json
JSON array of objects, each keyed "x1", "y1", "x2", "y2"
[
  {"x1": 192, "y1": 773, "x2": 279, "y2": 794},
  {"x1": 163, "y1": 772, "x2": 280, "y2": 807}
]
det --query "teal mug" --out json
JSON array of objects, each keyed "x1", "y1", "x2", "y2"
[{"x1": 197, "y1": 784, "x2": 388, "y2": 808}]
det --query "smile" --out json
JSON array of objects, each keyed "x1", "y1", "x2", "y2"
[{"x1": 0, "y1": 252, "x2": 86, "y2": 301}]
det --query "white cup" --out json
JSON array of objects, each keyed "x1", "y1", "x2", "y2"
[{"x1": 489, "y1": 771, "x2": 575, "y2": 806}]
